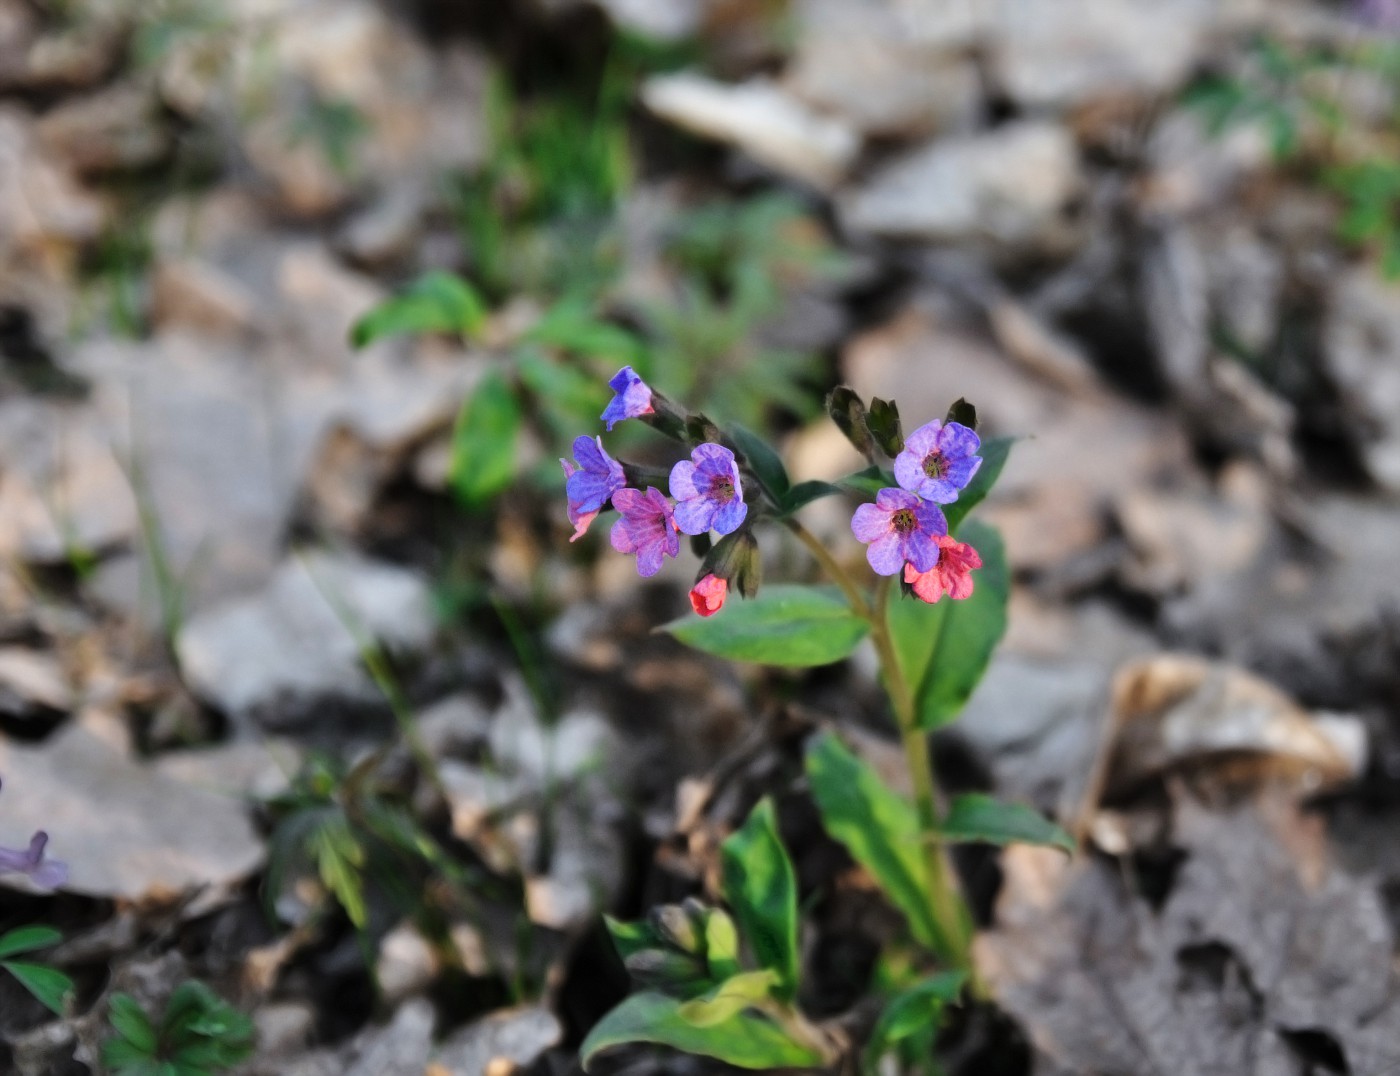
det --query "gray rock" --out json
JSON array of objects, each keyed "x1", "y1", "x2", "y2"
[
  {"x1": 175, "y1": 551, "x2": 436, "y2": 726},
  {"x1": 642, "y1": 72, "x2": 860, "y2": 189},
  {"x1": 987, "y1": 0, "x2": 1235, "y2": 109},
  {"x1": 786, "y1": 0, "x2": 982, "y2": 137},
  {"x1": 0, "y1": 647, "x2": 73, "y2": 717},
  {"x1": 1323, "y1": 268, "x2": 1400, "y2": 491},
  {"x1": 840, "y1": 121, "x2": 1081, "y2": 250},
  {"x1": 34, "y1": 82, "x2": 169, "y2": 176},
  {"x1": 0, "y1": 724, "x2": 264, "y2": 900},
  {"x1": 344, "y1": 998, "x2": 434, "y2": 1076},
  {"x1": 432, "y1": 1005, "x2": 562, "y2": 1075}
]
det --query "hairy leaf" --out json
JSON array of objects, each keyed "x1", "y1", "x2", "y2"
[
  {"x1": 942, "y1": 794, "x2": 1074, "y2": 854},
  {"x1": 664, "y1": 586, "x2": 868, "y2": 667},
  {"x1": 721, "y1": 799, "x2": 799, "y2": 997}
]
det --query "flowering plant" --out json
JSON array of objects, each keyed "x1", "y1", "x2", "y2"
[{"x1": 567, "y1": 370, "x2": 1073, "y2": 1072}]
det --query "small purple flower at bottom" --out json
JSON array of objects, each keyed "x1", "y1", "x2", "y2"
[
  {"x1": 561, "y1": 435, "x2": 626, "y2": 542},
  {"x1": 0, "y1": 831, "x2": 67, "y2": 890},
  {"x1": 851, "y1": 488, "x2": 947, "y2": 576},
  {"x1": 669, "y1": 443, "x2": 747, "y2": 536},
  {"x1": 893, "y1": 420, "x2": 981, "y2": 504},
  {"x1": 610, "y1": 487, "x2": 680, "y2": 577},
  {"x1": 601, "y1": 366, "x2": 655, "y2": 431}
]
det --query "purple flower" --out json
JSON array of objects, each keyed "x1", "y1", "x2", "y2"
[
  {"x1": 851, "y1": 488, "x2": 947, "y2": 576},
  {"x1": 0, "y1": 779, "x2": 66, "y2": 891},
  {"x1": 0, "y1": 832, "x2": 67, "y2": 890},
  {"x1": 893, "y1": 420, "x2": 981, "y2": 504},
  {"x1": 610, "y1": 486, "x2": 680, "y2": 577},
  {"x1": 669, "y1": 443, "x2": 747, "y2": 536},
  {"x1": 561, "y1": 435, "x2": 625, "y2": 542},
  {"x1": 601, "y1": 366, "x2": 655, "y2": 431}
]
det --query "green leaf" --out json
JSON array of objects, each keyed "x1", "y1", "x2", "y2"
[
  {"x1": 804, "y1": 733, "x2": 942, "y2": 953},
  {"x1": 580, "y1": 991, "x2": 826, "y2": 1071},
  {"x1": 677, "y1": 970, "x2": 778, "y2": 1028},
  {"x1": 721, "y1": 799, "x2": 799, "y2": 997},
  {"x1": 780, "y1": 480, "x2": 843, "y2": 515},
  {"x1": 108, "y1": 993, "x2": 158, "y2": 1052},
  {"x1": 942, "y1": 794, "x2": 1074, "y2": 854},
  {"x1": 606, "y1": 916, "x2": 660, "y2": 961},
  {"x1": 309, "y1": 812, "x2": 367, "y2": 928},
  {"x1": 663, "y1": 585, "x2": 868, "y2": 667},
  {"x1": 727, "y1": 425, "x2": 790, "y2": 499},
  {"x1": 839, "y1": 464, "x2": 895, "y2": 498},
  {"x1": 101, "y1": 1035, "x2": 161, "y2": 1073},
  {"x1": 448, "y1": 369, "x2": 523, "y2": 509},
  {"x1": 350, "y1": 270, "x2": 487, "y2": 347},
  {"x1": 524, "y1": 300, "x2": 645, "y2": 364},
  {"x1": 864, "y1": 971, "x2": 966, "y2": 1072},
  {"x1": 886, "y1": 520, "x2": 1009, "y2": 731},
  {"x1": 0, "y1": 925, "x2": 62, "y2": 960},
  {"x1": 3, "y1": 960, "x2": 73, "y2": 1017},
  {"x1": 943, "y1": 437, "x2": 1013, "y2": 534},
  {"x1": 703, "y1": 909, "x2": 742, "y2": 982}
]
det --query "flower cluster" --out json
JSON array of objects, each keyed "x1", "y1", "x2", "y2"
[
  {"x1": 562, "y1": 367, "x2": 986, "y2": 616},
  {"x1": 562, "y1": 368, "x2": 754, "y2": 615},
  {"x1": 851, "y1": 417, "x2": 983, "y2": 603},
  {"x1": 0, "y1": 777, "x2": 66, "y2": 891}
]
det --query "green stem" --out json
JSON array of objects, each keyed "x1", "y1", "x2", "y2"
[
  {"x1": 785, "y1": 519, "x2": 973, "y2": 974},
  {"x1": 870, "y1": 580, "x2": 973, "y2": 974}
]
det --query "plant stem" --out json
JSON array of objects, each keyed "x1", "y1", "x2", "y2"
[
  {"x1": 785, "y1": 519, "x2": 972, "y2": 972},
  {"x1": 870, "y1": 579, "x2": 973, "y2": 974}
]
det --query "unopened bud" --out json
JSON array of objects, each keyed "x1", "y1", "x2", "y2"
[
  {"x1": 944, "y1": 397, "x2": 978, "y2": 430},
  {"x1": 826, "y1": 386, "x2": 874, "y2": 459},
  {"x1": 697, "y1": 529, "x2": 760, "y2": 600},
  {"x1": 865, "y1": 397, "x2": 904, "y2": 456}
]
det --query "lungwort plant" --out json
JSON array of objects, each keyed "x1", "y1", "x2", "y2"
[{"x1": 563, "y1": 369, "x2": 1072, "y2": 1071}]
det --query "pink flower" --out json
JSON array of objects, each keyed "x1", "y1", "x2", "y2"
[
  {"x1": 903, "y1": 535, "x2": 982, "y2": 603},
  {"x1": 689, "y1": 574, "x2": 728, "y2": 617},
  {"x1": 610, "y1": 487, "x2": 680, "y2": 577}
]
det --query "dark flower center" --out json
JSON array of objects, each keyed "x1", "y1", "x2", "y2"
[
  {"x1": 708, "y1": 474, "x2": 735, "y2": 502},
  {"x1": 923, "y1": 452, "x2": 947, "y2": 479},
  {"x1": 892, "y1": 508, "x2": 917, "y2": 534}
]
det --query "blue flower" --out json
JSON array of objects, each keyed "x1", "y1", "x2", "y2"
[
  {"x1": 601, "y1": 366, "x2": 655, "y2": 431},
  {"x1": 669, "y1": 443, "x2": 747, "y2": 536},
  {"x1": 610, "y1": 487, "x2": 680, "y2": 577},
  {"x1": 851, "y1": 488, "x2": 947, "y2": 576},
  {"x1": 893, "y1": 420, "x2": 981, "y2": 504},
  {"x1": 561, "y1": 435, "x2": 626, "y2": 541}
]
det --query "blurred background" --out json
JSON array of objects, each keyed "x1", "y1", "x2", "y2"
[{"x1": 2, "y1": 0, "x2": 1400, "y2": 1073}]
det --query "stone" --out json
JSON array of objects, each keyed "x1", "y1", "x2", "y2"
[
  {"x1": 642, "y1": 72, "x2": 860, "y2": 189},
  {"x1": 376, "y1": 923, "x2": 439, "y2": 1006},
  {"x1": 149, "y1": 256, "x2": 258, "y2": 337},
  {"x1": 987, "y1": 0, "x2": 1227, "y2": 110},
  {"x1": 0, "y1": 106, "x2": 105, "y2": 266},
  {"x1": 153, "y1": 738, "x2": 300, "y2": 801},
  {"x1": 35, "y1": 82, "x2": 169, "y2": 176},
  {"x1": 343, "y1": 998, "x2": 434, "y2": 1076},
  {"x1": 0, "y1": 398, "x2": 139, "y2": 566},
  {"x1": 839, "y1": 121, "x2": 1081, "y2": 250},
  {"x1": 0, "y1": 647, "x2": 72, "y2": 718},
  {"x1": 786, "y1": 0, "x2": 982, "y2": 137},
  {"x1": 174, "y1": 551, "x2": 436, "y2": 726},
  {"x1": 431, "y1": 1006, "x2": 562, "y2": 1076},
  {"x1": 1323, "y1": 267, "x2": 1400, "y2": 491},
  {"x1": 0, "y1": 724, "x2": 263, "y2": 900}
]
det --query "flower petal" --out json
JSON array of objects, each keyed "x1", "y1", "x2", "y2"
[
  {"x1": 711, "y1": 498, "x2": 748, "y2": 536},
  {"x1": 901, "y1": 529, "x2": 940, "y2": 573},
  {"x1": 851, "y1": 502, "x2": 891, "y2": 543},
  {"x1": 673, "y1": 498, "x2": 716, "y2": 535},
  {"x1": 669, "y1": 460, "x2": 700, "y2": 501},
  {"x1": 937, "y1": 422, "x2": 981, "y2": 460},
  {"x1": 866, "y1": 532, "x2": 906, "y2": 575}
]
